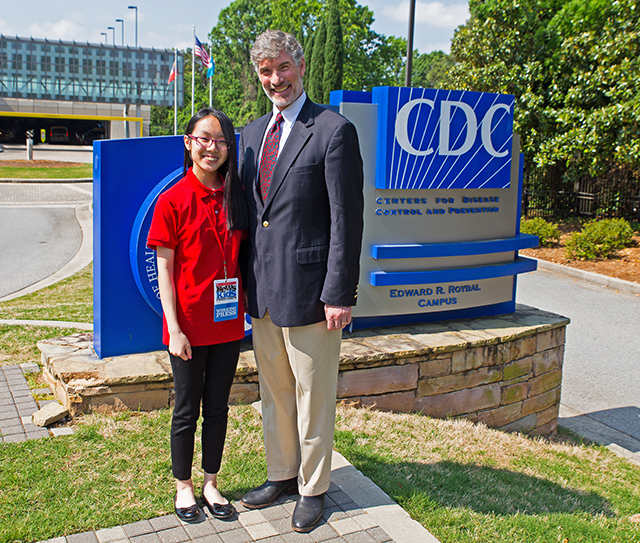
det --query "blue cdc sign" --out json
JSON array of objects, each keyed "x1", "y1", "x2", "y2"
[
  {"x1": 374, "y1": 87, "x2": 514, "y2": 190},
  {"x1": 94, "y1": 86, "x2": 537, "y2": 358}
]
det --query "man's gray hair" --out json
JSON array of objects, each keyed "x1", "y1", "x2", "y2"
[{"x1": 250, "y1": 30, "x2": 304, "y2": 72}]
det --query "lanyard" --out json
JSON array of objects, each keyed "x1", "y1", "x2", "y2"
[{"x1": 202, "y1": 190, "x2": 229, "y2": 280}]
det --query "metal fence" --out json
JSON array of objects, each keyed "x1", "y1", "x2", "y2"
[{"x1": 522, "y1": 162, "x2": 640, "y2": 222}]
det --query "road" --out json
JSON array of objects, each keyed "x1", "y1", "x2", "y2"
[
  {"x1": 1, "y1": 144, "x2": 92, "y2": 299},
  {"x1": 0, "y1": 183, "x2": 92, "y2": 299},
  {"x1": 0, "y1": 144, "x2": 93, "y2": 164},
  {"x1": 517, "y1": 268, "x2": 640, "y2": 456}
]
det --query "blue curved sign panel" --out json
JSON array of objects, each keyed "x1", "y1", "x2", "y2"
[{"x1": 129, "y1": 168, "x2": 182, "y2": 316}]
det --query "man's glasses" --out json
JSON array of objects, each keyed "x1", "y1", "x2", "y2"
[{"x1": 187, "y1": 134, "x2": 229, "y2": 150}]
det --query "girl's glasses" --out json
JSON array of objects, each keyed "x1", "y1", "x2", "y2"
[{"x1": 187, "y1": 134, "x2": 229, "y2": 150}]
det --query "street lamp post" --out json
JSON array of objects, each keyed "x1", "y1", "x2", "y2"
[
  {"x1": 108, "y1": 26, "x2": 115, "y2": 46},
  {"x1": 128, "y1": 6, "x2": 138, "y2": 47},
  {"x1": 116, "y1": 19, "x2": 124, "y2": 46},
  {"x1": 405, "y1": 0, "x2": 416, "y2": 87},
  {"x1": 101, "y1": 32, "x2": 107, "y2": 45}
]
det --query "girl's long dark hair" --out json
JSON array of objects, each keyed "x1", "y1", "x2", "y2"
[{"x1": 184, "y1": 108, "x2": 248, "y2": 231}]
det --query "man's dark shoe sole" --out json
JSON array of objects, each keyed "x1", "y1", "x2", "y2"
[
  {"x1": 241, "y1": 477, "x2": 298, "y2": 509},
  {"x1": 292, "y1": 493, "x2": 324, "y2": 533}
]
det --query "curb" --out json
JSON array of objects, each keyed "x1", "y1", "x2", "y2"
[
  {"x1": 558, "y1": 404, "x2": 640, "y2": 467},
  {"x1": 532, "y1": 256, "x2": 640, "y2": 296},
  {"x1": 0, "y1": 178, "x2": 92, "y2": 183}
]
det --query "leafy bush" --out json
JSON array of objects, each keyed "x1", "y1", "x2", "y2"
[
  {"x1": 564, "y1": 218, "x2": 634, "y2": 260},
  {"x1": 520, "y1": 217, "x2": 560, "y2": 246}
]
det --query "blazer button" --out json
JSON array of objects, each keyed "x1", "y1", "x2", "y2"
[{"x1": 262, "y1": 221, "x2": 269, "y2": 228}]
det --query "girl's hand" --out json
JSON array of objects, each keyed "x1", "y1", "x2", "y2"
[{"x1": 169, "y1": 331, "x2": 192, "y2": 361}]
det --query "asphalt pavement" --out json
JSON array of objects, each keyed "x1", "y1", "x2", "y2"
[
  {"x1": 0, "y1": 143, "x2": 93, "y2": 164},
  {"x1": 0, "y1": 183, "x2": 92, "y2": 300},
  {"x1": 517, "y1": 267, "x2": 640, "y2": 463}
]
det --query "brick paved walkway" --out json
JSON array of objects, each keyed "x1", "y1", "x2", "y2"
[
  {"x1": 0, "y1": 363, "x2": 50, "y2": 442},
  {"x1": 39, "y1": 482, "x2": 397, "y2": 543},
  {"x1": 0, "y1": 182, "x2": 92, "y2": 206}
]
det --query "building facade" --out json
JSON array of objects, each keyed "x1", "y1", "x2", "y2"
[{"x1": 0, "y1": 35, "x2": 184, "y2": 143}]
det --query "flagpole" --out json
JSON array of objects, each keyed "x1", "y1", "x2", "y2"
[
  {"x1": 209, "y1": 42, "x2": 213, "y2": 108},
  {"x1": 174, "y1": 48, "x2": 178, "y2": 135},
  {"x1": 191, "y1": 26, "x2": 195, "y2": 117}
]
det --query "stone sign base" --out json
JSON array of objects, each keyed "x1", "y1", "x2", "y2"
[{"x1": 38, "y1": 304, "x2": 569, "y2": 436}]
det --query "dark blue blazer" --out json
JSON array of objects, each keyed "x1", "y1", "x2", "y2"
[{"x1": 238, "y1": 98, "x2": 364, "y2": 327}]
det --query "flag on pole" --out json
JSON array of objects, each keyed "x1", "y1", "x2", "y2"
[
  {"x1": 194, "y1": 36, "x2": 214, "y2": 78},
  {"x1": 167, "y1": 60, "x2": 176, "y2": 84}
]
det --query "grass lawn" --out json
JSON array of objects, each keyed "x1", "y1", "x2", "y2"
[
  {"x1": 0, "y1": 405, "x2": 638, "y2": 543},
  {"x1": 334, "y1": 407, "x2": 640, "y2": 543},
  {"x1": 0, "y1": 325, "x2": 88, "y2": 367},
  {"x1": 1, "y1": 267, "x2": 639, "y2": 542},
  {"x1": 0, "y1": 264, "x2": 93, "y2": 324},
  {"x1": 0, "y1": 406, "x2": 267, "y2": 543},
  {"x1": 0, "y1": 164, "x2": 92, "y2": 179}
]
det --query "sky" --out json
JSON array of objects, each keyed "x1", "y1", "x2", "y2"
[{"x1": 0, "y1": 0, "x2": 469, "y2": 55}]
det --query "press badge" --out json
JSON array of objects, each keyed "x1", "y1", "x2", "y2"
[{"x1": 213, "y1": 278, "x2": 239, "y2": 322}]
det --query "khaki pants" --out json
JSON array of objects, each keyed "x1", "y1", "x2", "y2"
[{"x1": 251, "y1": 311, "x2": 342, "y2": 496}]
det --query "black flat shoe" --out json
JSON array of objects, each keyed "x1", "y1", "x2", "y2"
[
  {"x1": 202, "y1": 493, "x2": 234, "y2": 520},
  {"x1": 174, "y1": 494, "x2": 201, "y2": 522},
  {"x1": 292, "y1": 493, "x2": 324, "y2": 533},
  {"x1": 241, "y1": 477, "x2": 298, "y2": 509}
]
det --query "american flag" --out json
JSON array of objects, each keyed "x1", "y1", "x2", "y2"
[{"x1": 194, "y1": 36, "x2": 213, "y2": 77}]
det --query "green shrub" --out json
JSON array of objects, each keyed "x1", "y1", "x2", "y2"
[
  {"x1": 520, "y1": 217, "x2": 560, "y2": 246},
  {"x1": 564, "y1": 218, "x2": 634, "y2": 260}
]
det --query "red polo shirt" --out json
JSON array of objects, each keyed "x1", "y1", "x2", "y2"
[{"x1": 147, "y1": 168, "x2": 245, "y2": 347}]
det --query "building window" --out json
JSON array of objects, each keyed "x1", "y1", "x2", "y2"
[
  {"x1": 83, "y1": 58, "x2": 92, "y2": 75},
  {"x1": 13, "y1": 54, "x2": 22, "y2": 70},
  {"x1": 42, "y1": 56, "x2": 51, "y2": 73}
]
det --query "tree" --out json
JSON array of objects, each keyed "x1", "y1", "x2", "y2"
[
  {"x1": 409, "y1": 50, "x2": 454, "y2": 89},
  {"x1": 446, "y1": 0, "x2": 563, "y2": 163},
  {"x1": 308, "y1": 20, "x2": 326, "y2": 103},
  {"x1": 339, "y1": 0, "x2": 405, "y2": 91},
  {"x1": 447, "y1": 0, "x2": 640, "y2": 177},
  {"x1": 539, "y1": 0, "x2": 640, "y2": 176},
  {"x1": 150, "y1": 0, "x2": 408, "y2": 128},
  {"x1": 323, "y1": 0, "x2": 344, "y2": 103}
]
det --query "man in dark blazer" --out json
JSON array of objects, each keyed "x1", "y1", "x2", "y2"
[{"x1": 238, "y1": 30, "x2": 364, "y2": 532}]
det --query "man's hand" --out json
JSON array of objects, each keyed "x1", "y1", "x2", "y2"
[{"x1": 325, "y1": 305, "x2": 352, "y2": 331}]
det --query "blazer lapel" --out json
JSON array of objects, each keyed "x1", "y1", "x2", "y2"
[{"x1": 264, "y1": 99, "x2": 315, "y2": 208}]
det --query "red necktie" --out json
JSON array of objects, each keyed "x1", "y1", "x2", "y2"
[{"x1": 259, "y1": 113, "x2": 284, "y2": 201}]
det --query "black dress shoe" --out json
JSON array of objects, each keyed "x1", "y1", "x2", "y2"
[
  {"x1": 240, "y1": 477, "x2": 298, "y2": 509},
  {"x1": 174, "y1": 494, "x2": 201, "y2": 522},
  {"x1": 292, "y1": 493, "x2": 324, "y2": 533},
  {"x1": 202, "y1": 493, "x2": 234, "y2": 520}
]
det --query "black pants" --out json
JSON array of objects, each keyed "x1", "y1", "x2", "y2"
[{"x1": 169, "y1": 340, "x2": 241, "y2": 481}]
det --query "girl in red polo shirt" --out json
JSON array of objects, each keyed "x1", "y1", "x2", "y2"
[{"x1": 147, "y1": 108, "x2": 247, "y2": 522}]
